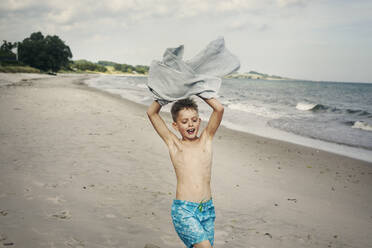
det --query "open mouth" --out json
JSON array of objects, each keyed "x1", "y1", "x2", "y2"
[{"x1": 187, "y1": 128, "x2": 195, "y2": 135}]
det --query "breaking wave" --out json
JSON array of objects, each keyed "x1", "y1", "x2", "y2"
[
  {"x1": 351, "y1": 121, "x2": 372, "y2": 131},
  {"x1": 296, "y1": 102, "x2": 372, "y2": 117}
]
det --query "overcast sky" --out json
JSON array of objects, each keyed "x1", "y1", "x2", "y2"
[{"x1": 1, "y1": 0, "x2": 371, "y2": 82}]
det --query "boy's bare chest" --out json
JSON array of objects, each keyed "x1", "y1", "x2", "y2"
[{"x1": 169, "y1": 142, "x2": 212, "y2": 166}]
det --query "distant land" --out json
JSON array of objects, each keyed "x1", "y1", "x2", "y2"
[
  {"x1": 2, "y1": 56, "x2": 296, "y2": 81},
  {"x1": 69, "y1": 62, "x2": 294, "y2": 81},
  {"x1": 225, "y1": 71, "x2": 294, "y2": 81}
]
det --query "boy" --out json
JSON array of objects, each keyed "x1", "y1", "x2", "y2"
[{"x1": 146, "y1": 97, "x2": 224, "y2": 248}]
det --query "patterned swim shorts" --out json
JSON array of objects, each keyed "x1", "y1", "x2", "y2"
[{"x1": 171, "y1": 198, "x2": 216, "y2": 248}]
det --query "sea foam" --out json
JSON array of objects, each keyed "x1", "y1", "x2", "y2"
[
  {"x1": 296, "y1": 102, "x2": 317, "y2": 111},
  {"x1": 352, "y1": 121, "x2": 372, "y2": 131}
]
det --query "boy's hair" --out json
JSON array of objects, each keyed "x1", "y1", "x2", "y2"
[{"x1": 171, "y1": 98, "x2": 199, "y2": 122}]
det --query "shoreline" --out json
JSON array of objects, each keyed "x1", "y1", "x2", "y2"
[
  {"x1": 84, "y1": 74, "x2": 372, "y2": 163},
  {"x1": 2, "y1": 71, "x2": 371, "y2": 162},
  {"x1": 1, "y1": 73, "x2": 371, "y2": 248},
  {"x1": 221, "y1": 117, "x2": 372, "y2": 164}
]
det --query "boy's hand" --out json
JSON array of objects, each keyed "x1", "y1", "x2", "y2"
[
  {"x1": 146, "y1": 101, "x2": 177, "y2": 146},
  {"x1": 201, "y1": 97, "x2": 224, "y2": 139}
]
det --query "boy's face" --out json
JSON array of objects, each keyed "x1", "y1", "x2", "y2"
[{"x1": 173, "y1": 108, "x2": 201, "y2": 141}]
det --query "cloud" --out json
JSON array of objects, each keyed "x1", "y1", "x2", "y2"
[
  {"x1": 228, "y1": 19, "x2": 250, "y2": 31},
  {"x1": 104, "y1": 0, "x2": 138, "y2": 12},
  {"x1": 225, "y1": 17, "x2": 270, "y2": 32},
  {"x1": 0, "y1": 0, "x2": 270, "y2": 29},
  {"x1": 277, "y1": 0, "x2": 307, "y2": 7},
  {"x1": 0, "y1": 0, "x2": 274, "y2": 40},
  {"x1": 215, "y1": 0, "x2": 264, "y2": 12},
  {"x1": 47, "y1": 7, "x2": 77, "y2": 24},
  {"x1": 0, "y1": 0, "x2": 35, "y2": 11}
]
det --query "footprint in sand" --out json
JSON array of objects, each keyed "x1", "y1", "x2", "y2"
[
  {"x1": 0, "y1": 210, "x2": 8, "y2": 216},
  {"x1": 144, "y1": 244, "x2": 160, "y2": 248},
  {"x1": 32, "y1": 181, "x2": 58, "y2": 189},
  {"x1": 0, "y1": 233, "x2": 14, "y2": 247},
  {"x1": 0, "y1": 233, "x2": 7, "y2": 241},
  {"x1": 51, "y1": 210, "x2": 71, "y2": 220},
  {"x1": 64, "y1": 237, "x2": 85, "y2": 248},
  {"x1": 46, "y1": 195, "x2": 66, "y2": 205},
  {"x1": 0, "y1": 233, "x2": 8, "y2": 241}
]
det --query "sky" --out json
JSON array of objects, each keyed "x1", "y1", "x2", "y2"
[{"x1": 1, "y1": 0, "x2": 372, "y2": 83}]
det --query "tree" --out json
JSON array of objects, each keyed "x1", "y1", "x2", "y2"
[
  {"x1": 17, "y1": 31, "x2": 72, "y2": 72},
  {"x1": 0, "y1": 40, "x2": 18, "y2": 65},
  {"x1": 71, "y1": 60, "x2": 107, "y2": 72},
  {"x1": 97, "y1": 60, "x2": 118, "y2": 67},
  {"x1": 44, "y1": 35, "x2": 73, "y2": 72},
  {"x1": 134, "y1": 64, "x2": 149, "y2": 74}
]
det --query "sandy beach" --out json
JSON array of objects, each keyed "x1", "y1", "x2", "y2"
[{"x1": 0, "y1": 73, "x2": 371, "y2": 248}]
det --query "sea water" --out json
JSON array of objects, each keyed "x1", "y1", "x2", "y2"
[{"x1": 86, "y1": 75, "x2": 372, "y2": 162}]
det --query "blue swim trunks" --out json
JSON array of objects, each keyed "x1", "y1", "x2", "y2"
[{"x1": 171, "y1": 198, "x2": 216, "y2": 248}]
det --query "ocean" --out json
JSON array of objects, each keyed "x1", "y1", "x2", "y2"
[{"x1": 85, "y1": 75, "x2": 372, "y2": 162}]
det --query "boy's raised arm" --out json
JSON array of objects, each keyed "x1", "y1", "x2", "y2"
[
  {"x1": 146, "y1": 101, "x2": 176, "y2": 146},
  {"x1": 201, "y1": 97, "x2": 224, "y2": 138}
]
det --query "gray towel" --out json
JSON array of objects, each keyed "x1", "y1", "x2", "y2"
[{"x1": 147, "y1": 36, "x2": 240, "y2": 105}]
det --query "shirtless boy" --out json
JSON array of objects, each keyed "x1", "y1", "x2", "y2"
[{"x1": 146, "y1": 97, "x2": 224, "y2": 248}]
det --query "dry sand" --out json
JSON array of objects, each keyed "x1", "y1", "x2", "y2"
[{"x1": 0, "y1": 73, "x2": 371, "y2": 248}]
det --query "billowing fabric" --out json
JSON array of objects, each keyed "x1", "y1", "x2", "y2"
[
  {"x1": 171, "y1": 198, "x2": 216, "y2": 247},
  {"x1": 147, "y1": 36, "x2": 240, "y2": 105}
]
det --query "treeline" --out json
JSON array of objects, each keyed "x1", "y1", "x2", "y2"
[
  {"x1": 1, "y1": 31, "x2": 149, "y2": 74},
  {"x1": 0, "y1": 41, "x2": 17, "y2": 63},
  {"x1": 69, "y1": 60, "x2": 149, "y2": 74},
  {"x1": 97, "y1": 60, "x2": 149, "y2": 74},
  {"x1": 0, "y1": 32, "x2": 72, "y2": 72},
  {"x1": 249, "y1": 70, "x2": 283, "y2": 79},
  {"x1": 71, "y1": 60, "x2": 107, "y2": 72}
]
